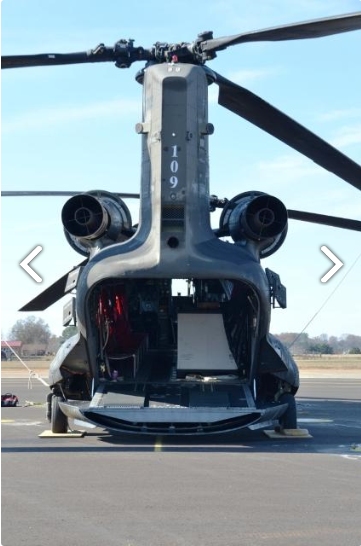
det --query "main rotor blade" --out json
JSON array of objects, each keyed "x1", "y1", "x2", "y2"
[
  {"x1": 1, "y1": 191, "x2": 140, "y2": 198},
  {"x1": 2, "y1": 41, "x2": 152, "y2": 70},
  {"x1": 1, "y1": 51, "x2": 112, "y2": 70},
  {"x1": 202, "y1": 12, "x2": 361, "y2": 53},
  {"x1": 19, "y1": 261, "x2": 87, "y2": 312},
  {"x1": 288, "y1": 210, "x2": 361, "y2": 231},
  {"x1": 214, "y1": 73, "x2": 361, "y2": 191}
]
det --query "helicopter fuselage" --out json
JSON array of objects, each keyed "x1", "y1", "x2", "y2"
[{"x1": 49, "y1": 62, "x2": 298, "y2": 434}]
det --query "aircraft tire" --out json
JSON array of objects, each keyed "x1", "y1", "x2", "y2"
[
  {"x1": 278, "y1": 393, "x2": 297, "y2": 430},
  {"x1": 51, "y1": 396, "x2": 68, "y2": 433},
  {"x1": 46, "y1": 392, "x2": 53, "y2": 422}
]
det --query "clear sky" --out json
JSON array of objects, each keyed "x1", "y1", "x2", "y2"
[{"x1": 1, "y1": 0, "x2": 360, "y2": 340}]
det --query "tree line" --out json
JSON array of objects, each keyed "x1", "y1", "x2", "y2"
[{"x1": 274, "y1": 332, "x2": 361, "y2": 355}]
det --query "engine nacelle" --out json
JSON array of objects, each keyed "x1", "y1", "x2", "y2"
[
  {"x1": 219, "y1": 191, "x2": 288, "y2": 258},
  {"x1": 62, "y1": 190, "x2": 133, "y2": 255}
]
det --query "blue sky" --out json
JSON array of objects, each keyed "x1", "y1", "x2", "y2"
[{"x1": 1, "y1": 0, "x2": 360, "y2": 339}]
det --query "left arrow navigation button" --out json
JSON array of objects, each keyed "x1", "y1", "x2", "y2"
[{"x1": 20, "y1": 245, "x2": 43, "y2": 282}]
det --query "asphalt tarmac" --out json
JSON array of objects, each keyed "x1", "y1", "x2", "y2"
[{"x1": 1, "y1": 376, "x2": 361, "y2": 546}]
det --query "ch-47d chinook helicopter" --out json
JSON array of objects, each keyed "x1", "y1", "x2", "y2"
[{"x1": 2, "y1": 12, "x2": 361, "y2": 436}]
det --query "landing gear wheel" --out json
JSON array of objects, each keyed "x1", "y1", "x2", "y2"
[
  {"x1": 46, "y1": 392, "x2": 53, "y2": 422},
  {"x1": 51, "y1": 396, "x2": 68, "y2": 433},
  {"x1": 278, "y1": 393, "x2": 297, "y2": 430}
]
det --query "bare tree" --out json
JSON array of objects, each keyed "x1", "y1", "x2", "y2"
[{"x1": 9, "y1": 316, "x2": 52, "y2": 344}]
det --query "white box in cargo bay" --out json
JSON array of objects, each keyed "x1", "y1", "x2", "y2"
[{"x1": 177, "y1": 313, "x2": 237, "y2": 372}]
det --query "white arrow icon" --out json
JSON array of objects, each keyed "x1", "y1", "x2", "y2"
[
  {"x1": 320, "y1": 246, "x2": 343, "y2": 283},
  {"x1": 20, "y1": 245, "x2": 43, "y2": 283}
]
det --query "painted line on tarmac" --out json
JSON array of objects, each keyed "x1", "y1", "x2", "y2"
[
  {"x1": 154, "y1": 436, "x2": 163, "y2": 452},
  {"x1": 298, "y1": 418, "x2": 333, "y2": 423},
  {"x1": 341, "y1": 454, "x2": 361, "y2": 461},
  {"x1": 1, "y1": 419, "x2": 43, "y2": 426}
]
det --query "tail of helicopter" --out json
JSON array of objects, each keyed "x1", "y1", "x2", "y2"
[{"x1": 46, "y1": 57, "x2": 298, "y2": 433}]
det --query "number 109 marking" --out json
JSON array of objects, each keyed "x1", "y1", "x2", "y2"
[{"x1": 170, "y1": 145, "x2": 179, "y2": 188}]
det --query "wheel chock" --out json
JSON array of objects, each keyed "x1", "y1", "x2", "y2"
[
  {"x1": 38, "y1": 429, "x2": 86, "y2": 438},
  {"x1": 264, "y1": 428, "x2": 312, "y2": 439}
]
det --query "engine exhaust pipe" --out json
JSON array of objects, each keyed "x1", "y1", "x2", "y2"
[
  {"x1": 62, "y1": 194, "x2": 109, "y2": 240},
  {"x1": 240, "y1": 194, "x2": 288, "y2": 240},
  {"x1": 61, "y1": 190, "x2": 133, "y2": 255},
  {"x1": 219, "y1": 191, "x2": 288, "y2": 257}
]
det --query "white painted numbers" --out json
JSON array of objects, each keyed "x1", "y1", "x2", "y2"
[{"x1": 170, "y1": 145, "x2": 179, "y2": 188}]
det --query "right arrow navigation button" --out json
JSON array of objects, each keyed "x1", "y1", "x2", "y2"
[{"x1": 320, "y1": 246, "x2": 343, "y2": 283}]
